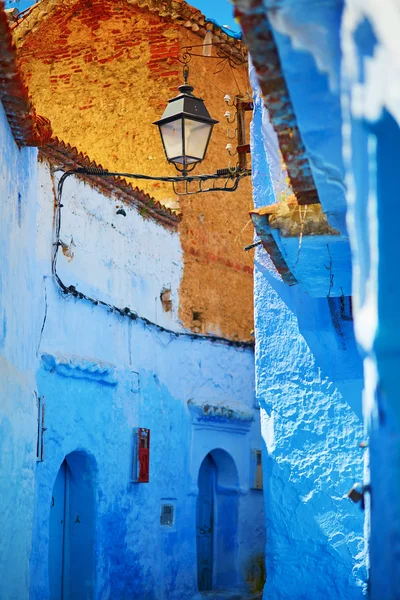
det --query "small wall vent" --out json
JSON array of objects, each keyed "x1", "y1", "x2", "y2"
[
  {"x1": 160, "y1": 503, "x2": 175, "y2": 527},
  {"x1": 250, "y1": 449, "x2": 263, "y2": 490}
]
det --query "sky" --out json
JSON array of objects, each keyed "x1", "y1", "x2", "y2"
[
  {"x1": 188, "y1": 0, "x2": 240, "y2": 35},
  {"x1": 5, "y1": 0, "x2": 33, "y2": 11},
  {"x1": 6, "y1": 0, "x2": 240, "y2": 36}
]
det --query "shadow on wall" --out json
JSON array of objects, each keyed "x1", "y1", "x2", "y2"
[
  {"x1": 49, "y1": 450, "x2": 96, "y2": 600},
  {"x1": 295, "y1": 289, "x2": 364, "y2": 418},
  {"x1": 254, "y1": 254, "x2": 365, "y2": 597},
  {"x1": 256, "y1": 258, "x2": 363, "y2": 418}
]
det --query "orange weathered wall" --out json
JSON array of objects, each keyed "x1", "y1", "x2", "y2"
[{"x1": 15, "y1": 0, "x2": 254, "y2": 341}]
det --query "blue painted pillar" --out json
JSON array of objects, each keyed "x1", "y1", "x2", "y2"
[
  {"x1": 342, "y1": 7, "x2": 400, "y2": 598},
  {"x1": 343, "y1": 99, "x2": 400, "y2": 600}
]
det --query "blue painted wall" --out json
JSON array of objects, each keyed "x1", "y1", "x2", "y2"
[
  {"x1": 0, "y1": 101, "x2": 39, "y2": 599},
  {"x1": 30, "y1": 281, "x2": 264, "y2": 599},
  {"x1": 0, "y1": 131, "x2": 265, "y2": 599},
  {"x1": 341, "y1": 4, "x2": 400, "y2": 598},
  {"x1": 250, "y1": 68, "x2": 366, "y2": 599},
  {"x1": 0, "y1": 83, "x2": 265, "y2": 598}
]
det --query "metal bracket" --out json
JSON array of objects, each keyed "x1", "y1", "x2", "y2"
[{"x1": 35, "y1": 392, "x2": 46, "y2": 462}]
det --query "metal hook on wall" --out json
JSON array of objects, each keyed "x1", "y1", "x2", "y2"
[
  {"x1": 225, "y1": 143, "x2": 238, "y2": 157},
  {"x1": 224, "y1": 110, "x2": 236, "y2": 124}
]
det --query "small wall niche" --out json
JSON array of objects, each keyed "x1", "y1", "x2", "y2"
[
  {"x1": 160, "y1": 289, "x2": 172, "y2": 313},
  {"x1": 192, "y1": 311, "x2": 203, "y2": 333}
]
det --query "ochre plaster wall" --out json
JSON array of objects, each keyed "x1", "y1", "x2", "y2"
[{"x1": 15, "y1": 0, "x2": 254, "y2": 341}]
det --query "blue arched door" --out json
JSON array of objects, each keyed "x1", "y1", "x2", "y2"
[
  {"x1": 49, "y1": 460, "x2": 68, "y2": 599},
  {"x1": 196, "y1": 454, "x2": 216, "y2": 591},
  {"x1": 49, "y1": 453, "x2": 95, "y2": 599}
]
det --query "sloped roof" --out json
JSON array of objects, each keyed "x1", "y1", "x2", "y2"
[
  {"x1": 0, "y1": 0, "x2": 52, "y2": 145},
  {"x1": 40, "y1": 137, "x2": 181, "y2": 227},
  {"x1": 234, "y1": 0, "x2": 320, "y2": 206},
  {"x1": 0, "y1": 0, "x2": 179, "y2": 225},
  {"x1": 13, "y1": 0, "x2": 245, "y2": 60}
]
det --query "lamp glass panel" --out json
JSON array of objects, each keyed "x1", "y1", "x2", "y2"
[
  {"x1": 159, "y1": 118, "x2": 183, "y2": 161},
  {"x1": 184, "y1": 119, "x2": 212, "y2": 161}
]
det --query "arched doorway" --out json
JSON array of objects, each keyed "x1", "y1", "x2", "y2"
[
  {"x1": 197, "y1": 454, "x2": 216, "y2": 590},
  {"x1": 196, "y1": 449, "x2": 239, "y2": 592},
  {"x1": 49, "y1": 451, "x2": 95, "y2": 599}
]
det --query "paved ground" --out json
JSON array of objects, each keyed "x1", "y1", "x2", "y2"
[{"x1": 199, "y1": 592, "x2": 262, "y2": 600}]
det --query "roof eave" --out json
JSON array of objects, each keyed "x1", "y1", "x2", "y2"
[
  {"x1": 12, "y1": 0, "x2": 248, "y2": 64},
  {"x1": 0, "y1": 0, "x2": 52, "y2": 147},
  {"x1": 234, "y1": 0, "x2": 320, "y2": 207},
  {"x1": 40, "y1": 137, "x2": 181, "y2": 228}
]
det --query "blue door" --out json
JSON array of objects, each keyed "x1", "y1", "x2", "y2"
[
  {"x1": 49, "y1": 461, "x2": 68, "y2": 599},
  {"x1": 197, "y1": 455, "x2": 215, "y2": 591},
  {"x1": 49, "y1": 453, "x2": 95, "y2": 600}
]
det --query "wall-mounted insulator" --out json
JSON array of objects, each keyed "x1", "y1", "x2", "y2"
[{"x1": 226, "y1": 143, "x2": 237, "y2": 157}]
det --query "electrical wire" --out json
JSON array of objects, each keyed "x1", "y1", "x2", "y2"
[
  {"x1": 52, "y1": 170, "x2": 254, "y2": 350},
  {"x1": 72, "y1": 165, "x2": 249, "y2": 183},
  {"x1": 229, "y1": 61, "x2": 242, "y2": 96},
  {"x1": 67, "y1": 165, "x2": 250, "y2": 195},
  {"x1": 186, "y1": 64, "x2": 228, "y2": 96}
]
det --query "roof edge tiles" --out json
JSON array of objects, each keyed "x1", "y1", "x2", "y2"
[
  {"x1": 40, "y1": 137, "x2": 181, "y2": 228},
  {"x1": 0, "y1": 0, "x2": 52, "y2": 146},
  {"x1": 234, "y1": 0, "x2": 320, "y2": 207},
  {"x1": 12, "y1": 0, "x2": 246, "y2": 61},
  {"x1": 250, "y1": 210, "x2": 298, "y2": 286}
]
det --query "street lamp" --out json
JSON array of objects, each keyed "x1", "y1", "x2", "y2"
[
  {"x1": 59, "y1": 66, "x2": 250, "y2": 196},
  {"x1": 153, "y1": 66, "x2": 218, "y2": 176}
]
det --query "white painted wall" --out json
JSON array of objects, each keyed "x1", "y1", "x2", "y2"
[
  {"x1": 0, "y1": 100, "x2": 38, "y2": 600},
  {"x1": 38, "y1": 161, "x2": 184, "y2": 331}
]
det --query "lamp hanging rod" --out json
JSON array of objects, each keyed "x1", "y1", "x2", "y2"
[
  {"x1": 69, "y1": 165, "x2": 251, "y2": 184},
  {"x1": 59, "y1": 165, "x2": 251, "y2": 195}
]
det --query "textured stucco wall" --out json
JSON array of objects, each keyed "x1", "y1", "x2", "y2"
[
  {"x1": 251, "y1": 72, "x2": 366, "y2": 599},
  {"x1": 38, "y1": 161, "x2": 184, "y2": 331},
  {"x1": 0, "y1": 100, "x2": 38, "y2": 599},
  {"x1": 15, "y1": 0, "x2": 255, "y2": 341},
  {"x1": 341, "y1": 3, "x2": 400, "y2": 598},
  {"x1": 28, "y1": 159, "x2": 265, "y2": 599}
]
